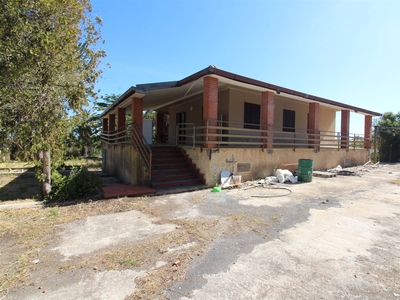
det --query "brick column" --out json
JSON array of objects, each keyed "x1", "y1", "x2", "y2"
[
  {"x1": 118, "y1": 107, "x2": 126, "y2": 142},
  {"x1": 109, "y1": 114, "x2": 116, "y2": 143},
  {"x1": 364, "y1": 115, "x2": 372, "y2": 149},
  {"x1": 261, "y1": 91, "x2": 275, "y2": 148},
  {"x1": 102, "y1": 118, "x2": 109, "y2": 143},
  {"x1": 341, "y1": 110, "x2": 350, "y2": 149},
  {"x1": 308, "y1": 103, "x2": 320, "y2": 149},
  {"x1": 132, "y1": 97, "x2": 143, "y2": 133},
  {"x1": 203, "y1": 76, "x2": 219, "y2": 148}
]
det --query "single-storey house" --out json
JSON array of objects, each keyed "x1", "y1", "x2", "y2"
[{"x1": 100, "y1": 65, "x2": 381, "y2": 190}]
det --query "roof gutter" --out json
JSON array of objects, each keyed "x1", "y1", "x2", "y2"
[
  {"x1": 99, "y1": 87, "x2": 143, "y2": 118},
  {"x1": 178, "y1": 65, "x2": 381, "y2": 116}
]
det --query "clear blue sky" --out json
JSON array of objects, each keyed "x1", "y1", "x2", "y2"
[{"x1": 91, "y1": 0, "x2": 400, "y2": 134}]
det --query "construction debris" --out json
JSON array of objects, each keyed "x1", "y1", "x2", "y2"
[
  {"x1": 276, "y1": 169, "x2": 298, "y2": 184},
  {"x1": 313, "y1": 171, "x2": 336, "y2": 178}
]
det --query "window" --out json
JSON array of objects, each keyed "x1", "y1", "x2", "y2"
[
  {"x1": 244, "y1": 102, "x2": 260, "y2": 129},
  {"x1": 283, "y1": 109, "x2": 295, "y2": 132}
]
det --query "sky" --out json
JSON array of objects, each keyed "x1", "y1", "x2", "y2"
[{"x1": 90, "y1": 0, "x2": 400, "y2": 134}]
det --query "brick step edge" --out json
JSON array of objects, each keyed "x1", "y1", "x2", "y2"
[{"x1": 152, "y1": 179, "x2": 204, "y2": 189}]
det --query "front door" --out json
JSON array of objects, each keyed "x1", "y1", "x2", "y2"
[{"x1": 176, "y1": 112, "x2": 186, "y2": 142}]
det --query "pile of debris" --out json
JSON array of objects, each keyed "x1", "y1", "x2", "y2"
[{"x1": 327, "y1": 161, "x2": 380, "y2": 177}]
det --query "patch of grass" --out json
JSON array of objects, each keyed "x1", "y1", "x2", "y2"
[
  {"x1": 64, "y1": 157, "x2": 102, "y2": 170},
  {"x1": 121, "y1": 257, "x2": 140, "y2": 267},
  {"x1": 390, "y1": 178, "x2": 400, "y2": 185},
  {"x1": 0, "y1": 162, "x2": 34, "y2": 169},
  {"x1": 49, "y1": 207, "x2": 59, "y2": 217}
]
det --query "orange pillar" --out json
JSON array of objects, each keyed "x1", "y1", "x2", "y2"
[
  {"x1": 261, "y1": 91, "x2": 275, "y2": 148},
  {"x1": 118, "y1": 107, "x2": 126, "y2": 142},
  {"x1": 308, "y1": 103, "x2": 320, "y2": 149},
  {"x1": 132, "y1": 97, "x2": 143, "y2": 133},
  {"x1": 203, "y1": 76, "x2": 218, "y2": 148},
  {"x1": 364, "y1": 115, "x2": 372, "y2": 149},
  {"x1": 341, "y1": 110, "x2": 350, "y2": 149}
]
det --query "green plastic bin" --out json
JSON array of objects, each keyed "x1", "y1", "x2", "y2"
[{"x1": 298, "y1": 159, "x2": 314, "y2": 182}]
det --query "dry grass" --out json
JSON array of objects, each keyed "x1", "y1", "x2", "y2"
[
  {"x1": 1, "y1": 188, "x2": 276, "y2": 299},
  {"x1": 0, "y1": 157, "x2": 102, "y2": 204},
  {"x1": 0, "y1": 174, "x2": 38, "y2": 202},
  {"x1": 0, "y1": 198, "x2": 140, "y2": 295},
  {"x1": 127, "y1": 219, "x2": 220, "y2": 299},
  {"x1": 390, "y1": 178, "x2": 400, "y2": 185},
  {"x1": 0, "y1": 197, "x2": 222, "y2": 299},
  {"x1": 0, "y1": 162, "x2": 34, "y2": 169}
]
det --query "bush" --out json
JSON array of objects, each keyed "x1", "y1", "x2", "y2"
[{"x1": 47, "y1": 166, "x2": 101, "y2": 203}]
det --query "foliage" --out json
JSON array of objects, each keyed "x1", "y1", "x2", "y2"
[
  {"x1": 47, "y1": 166, "x2": 101, "y2": 203},
  {"x1": 96, "y1": 93, "x2": 120, "y2": 112},
  {"x1": 65, "y1": 109, "x2": 102, "y2": 158},
  {"x1": 0, "y1": 0, "x2": 106, "y2": 197},
  {"x1": 374, "y1": 112, "x2": 400, "y2": 162},
  {"x1": 143, "y1": 110, "x2": 156, "y2": 120}
]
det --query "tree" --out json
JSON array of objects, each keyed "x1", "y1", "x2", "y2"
[
  {"x1": 0, "y1": 0, "x2": 106, "y2": 198},
  {"x1": 375, "y1": 112, "x2": 400, "y2": 162},
  {"x1": 95, "y1": 93, "x2": 120, "y2": 112}
]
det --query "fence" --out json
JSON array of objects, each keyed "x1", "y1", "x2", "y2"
[{"x1": 175, "y1": 120, "x2": 368, "y2": 150}]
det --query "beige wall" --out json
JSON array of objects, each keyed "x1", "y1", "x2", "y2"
[
  {"x1": 182, "y1": 146, "x2": 369, "y2": 186},
  {"x1": 228, "y1": 90, "x2": 336, "y2": 132},
  {"x1": 168, "y1": 96, "x2": 203, "y2": 145},
  {"x1": 102, "y1": 144, "x2": 147, "y2": 185},
  {"x1": 166, "y1": 87, "x2": 336, "y2": 146}
]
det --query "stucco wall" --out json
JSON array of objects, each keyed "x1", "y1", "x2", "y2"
[
  {"x1": 102, "y1": 144, "x2": 145, "y2": 185},
  {"x1": 169, "y1": 96, "x2": 203, "y2": 145},
  {"x1": 166, "y1": 88, "x2": 337, "y2": 146},
  {"x1": 227, "y1": 90, "x2": 337, "y2": 133},
  {"x1": 181, "y1": 146, "x2": 369, "y2": 186}
]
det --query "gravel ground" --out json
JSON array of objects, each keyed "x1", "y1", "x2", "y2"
[{"x1": 3, "y1": 163, "x2": 400, "y2": 299}]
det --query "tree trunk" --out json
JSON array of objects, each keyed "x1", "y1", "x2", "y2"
[
  {"x1": 42, "y1": 150, "x2": 52, "y2": 197},
  {"x1": 37, "y1": 150, "x2": 44, "y2": 199},
  {"x1": 81, "y1": 145, "x2": 88, "y2": 157}
]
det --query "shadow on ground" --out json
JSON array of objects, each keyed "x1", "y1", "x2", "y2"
[{"x1": 0, "y1": 171, "x2": 38, "y2": 201}]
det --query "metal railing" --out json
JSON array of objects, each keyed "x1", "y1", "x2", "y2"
[
  {"x1": 101, "y1": 122, "x2": 152, "y2": 182},
  {"x1": 176, "y1": 119, "x2": 369, "y2": 150},
  {"x1": 176, "y1": 123, "x2": 196, "y2": 149}
]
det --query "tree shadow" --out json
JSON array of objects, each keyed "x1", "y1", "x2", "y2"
[{"x1": 0, "y1": 170, "x2": 39, "y2": 202}]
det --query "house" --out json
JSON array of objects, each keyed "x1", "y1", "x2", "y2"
[{"x1": 100, "y1": 65, "x2": 381, "y2": 190}]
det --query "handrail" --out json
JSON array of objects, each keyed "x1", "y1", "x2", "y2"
[
  {"x1": 175, "y1": 119, "x2": 368, "y2": 150},
  {"x1": 131, "y1": 122, "x2": 152, "y2": 183},
  {"x1": 176, "y1": 123, "x2": 196, "y2": 149},
  {"x1": 101, "y1": 122, "x2": 152, "y2": 183}
]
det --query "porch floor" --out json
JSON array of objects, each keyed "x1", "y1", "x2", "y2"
[{"x1": 102, "y1": 184, "x2": 156, "y2": 199}]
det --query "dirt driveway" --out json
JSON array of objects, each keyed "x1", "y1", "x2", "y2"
[{"x1": 2, "y1": 163, "x2": 400, "y2": 299}]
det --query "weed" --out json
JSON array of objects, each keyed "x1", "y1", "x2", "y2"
[
  {"x1": 50, "y1": 207, "x2": 59, "y2": 217},
  {"x1": 121, "y1": 258, "x2": 139, "y2": 267},
  {"x1": 47, "y1": 167, "x2": 102, "y2": 203}
]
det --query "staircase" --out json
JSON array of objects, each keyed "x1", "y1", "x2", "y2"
[{"x1": 150, "y1": 146, "x2": 206, "y2": 191}]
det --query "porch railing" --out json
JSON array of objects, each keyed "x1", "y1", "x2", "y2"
[
  {"x1": 101, "y1": 122, "x2": 152, "y2": 183},
  {"x1": 176, "y1": 119, "x2": 369, "y2": 150}
]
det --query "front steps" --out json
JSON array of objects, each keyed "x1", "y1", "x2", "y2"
[{"x1": 150, "y1": 146, "x2": 206, "y2": 191}]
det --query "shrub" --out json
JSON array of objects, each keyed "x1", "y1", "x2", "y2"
[{"x1": 47, "y1": 166, "x2": 101, "y2": 203}]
